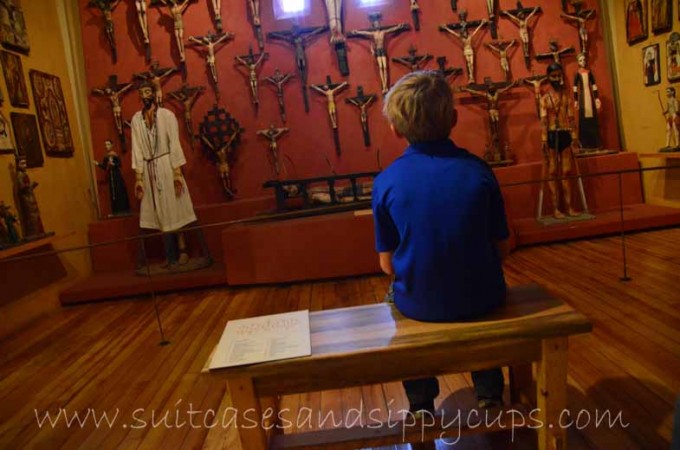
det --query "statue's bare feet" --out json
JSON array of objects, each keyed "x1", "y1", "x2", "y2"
[
  {"x1": 553, "y1": 209, "x2": 566, "y2": 219},
  {"x1": 178, "y1": 252, "x2": 189, "y2": 265},
  {"x1": 567, "y1": 209, "x2": 580, "y2": 217}
]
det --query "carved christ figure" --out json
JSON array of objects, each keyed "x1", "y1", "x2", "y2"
[
  {"x1": 135, "y1": 0, "x2": 151, "y2": 61},
  {"x1": 92, "y1": 77, "x2": 134, "y2": 144},
  {"x1": 265, "y1": 68, "x2": 294, "y2": 123},
  {"x1": 133, "y1": 61, "x2": 177, "y2": 106},
  {"x1": 235, "y1": 47, "x2": 268, "y2": 107},
  {"x1": 501, "y1": 6, "x2": 540, "y2": 69},
  {"x1": 560, "y1": 9, "x2": 596, "y2": 54},
  {"x1": 347, "y1": 13, "x2": 409, "y2": 94},
  {"x1": 439, "y1": 19, "x2": 487, "y2": 84},
  {"x1": 536, "y1": 39, "x2": 575, "y2": 65},
  {"x1": 310, "y1": 77, "x2": 349, "y2": 129},
  {"x1": 345, "y1": 86, "x2": 377, "y2": 147},
  {"x1": 247, "y1": 0, "x2": 264, "y2": 50},
  {"x1": 522, "y1": 75, "x2": 547, "y2": 117},
  {"x1": 461, "y1": 80, "x2": 517, "y2": 145},
  {"x1": 200, "y1": 130, "x2": 241, "y2": 197},
  {"x1": 257, "y1": 125, "x2": 289, "y2": 176},
  {"x1": 485, "y1": 40, "x2": 516, "y2": 81},
  {"x1": 188, "y1": 31, "x2": 234, "y2": 93},
  {"x1": 436, "y1": 56, "x2": 464, "y2": 80},
  {"x1": 88, "y1": 0, "x2": 122, "y2": 63},
  {"x1": 154, "y1": 0, "x2": 193, "y2": 63},
  {"x1": 167, "y1": 84, "x2": 205, "y2": 147},
  {"x1": 323, "y1": 0, "x2": 349, "y2": 75},
  {"x1": 210, "y1": 0, "x2": 223, "y2": 31},
  {"x1": 392, "y1": 45, "x2": 433, "y2": 72}
]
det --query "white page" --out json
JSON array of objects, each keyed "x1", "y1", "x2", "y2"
[{"x1": 209, "y1": 310, "x2": 311, "y2": 370}]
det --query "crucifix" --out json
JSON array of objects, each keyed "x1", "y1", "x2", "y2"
[
  {"x1": 167, "y1": 84, "x2": 205, "y2": 148},
  {"x1": 485, "y1": 40, "x2": 517, "y2": 81},
  {"x1": 133, "y1": 61, "x2": 177, "y2": 107},
  {"x1": 264, "y1": 68, "x2": 294, "y2": 123},
  {"x1": 486, "y1": 0, "x2": 499, "y2": 39},
  {"x1": 235, "y1": 46, "x2": 268, "y2": 109},
  {"x1": 439, "y1": 11, "x2": 487, "y2": 84},
  {"x1": 200, "y1": 132, "x2": 241, "y2": 197},
  {"x1": 267, "y1": 25, "x2": 328, "y2": 112},
  {"x1": 409, "y1": 0, "x2": 421, "y2": 31},
  {"x1": 345, "y1": 86, "x2": 377, "y2": 147},
  {"x1": 210, "y1": 0, "x2": 223, "y2": 32},
  {"x1": 560, "y1": 8, "x2": 596, "y2": 55},
  {"x1": 500, "y1": 2, "x2": 542, "y2": 69},
  {"x1": 436, "y1": 56, "x2": 464, "y2": 81},
  {"x1": 460, "y1": 78, "x2": 517, "y2": 163},
  {"x1": 450, "y1": 0, "x2": 457, "y2": 11},
  {"x1": 199, "y1": 107, "x2": 244, "y2": 198},
  {"x1": 347, "y1": 13, "x2": 410, "y2": 94},
  {"x1": 247, "y1": 0, "x2": 264, "y2": 50},
  {"x1": 522, "y1": 75, "x2": 547, "y2": 118},
  {"x1": 88, "y1": 0, "x2": 122, "y2": 63},
  {"x1": 134, "y1": 0, "x2": 152, "y2": 62},
  {"x1": 188, "y1": 31, "x2": 234, "y2": 96},
  {"x1": 257, "y1": 125, "x2": 290, "y2": 177},
  {"x1": 323, "y1": 0, "x2": 349, "y2": 75},
  {"x1": 536, "y1": 39, "x2": 575, "y2": 65},
  {"x1": 151, "y1": 0, "x2": 195, "y2": 69},
  {"x1": 310, "y1": 75, "x2": 349, "y2": 156},
  {"x1": 92, "y1": 75, "x2": 134, "y2": 150},
  {"x1": 392, "y1": 45, "x2": 433, "y2": 72}
]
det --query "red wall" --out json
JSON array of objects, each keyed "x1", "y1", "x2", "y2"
[{"x1": 80, "y1": 0, "x2": 620, "y2": 216}]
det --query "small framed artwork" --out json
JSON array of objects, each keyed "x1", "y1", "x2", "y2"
[
  {"x1": 651, "y1": 0, "x2": 672, "y2": 34},
  {"x1": 10, "y1": 112, "x2": 43, "y2": 168},
  {"x1": 0, "y1": 0, "x2": 29, "y2": 54},
  {"x1": 29, "y1": 70, "x2": 74, "y2": 157},
  {"x1": 0, "y1": 50, "x2": 28, "y2": 107},
  {"x1": 626, "y1": 0, "x2": 648, "y2": 45},
  {"x1": 0, "y1": 110, "x2": 13, "y2": 154},
  {"x1": 668, "y1": 32, "x2": 680, "y2": 82},
  {"x1": 643, "y1": 44, "x2": 661, "y2": 86}
]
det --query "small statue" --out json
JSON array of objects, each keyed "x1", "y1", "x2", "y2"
[
  {"x1": 210, "y1": 0, "x2": 223, "y2": 32},
  {"x1": 200, "y1": 130, "x2": 242, "y2": 197},
  {"x1": 485, "y1": 40, "x2": 517, "y2": 81},
  {"x1": 0, "y1": 201, "x2": 20, "y2": 245},
  {"x1": 188, "y1": 31, "x2": 234, "y2": 96},
  {"x1": 234, "y1": 46, "x2": 268, "y2": 109},
  {"x1": 392, "y1": 45, "x2": 433, "y2": 72},
  {"x1": 14, "y1": 156, "x2": 46, "y2": 239},
  {"x1": 348, "y1": 13, "x2": 410, "y2": 94},
  {"x1": 522, "y1": 74, "x2": 548, "y2": 117},
  {"x1": 310, "y1": 75, "x2": 349, "y2": 155},
  {"x1": 167, "y1": 83, "x2": 205, "y2": 148},
  {"x1": 345, "y1": 86, "x2": 377, "y2": 147},
  {"x1": 264, "y1": 68, "x2": 294, "y2": 123},
  {"x1": 247, "y1": 0, "x2": 264, "y2": 50},
  {"x1": 536, "y1": 39, "x2": 575, "y2": 65},
  {"x1": 133, "y1": 61, "x2": 177, "y2": 107},
  {"x1": 660, "y1": 87, "x2": 680, "y2": 151},
  {"x1": 88, "y1": 0, "x2": 122, "y2": 63},
  {"x1": 91, "y1": 75, "x2": 135, "y2": 150},
  {"x1": 501, "y1": 2, "x2": 541, "y2": 69},
  {"x1": 151, "y1": 0, "x2": 194, "y2": 67},
  {"x1": 257, "y1": 124, "x2": 289, "y2": 176},
  {"x1": 439, "y1": 11, "x2": 487, "y2": 84},
  {"x1": 560, "y1": 8, "x2": 596, "y2": 55},
  {"x1": 94, "y1": 140, "x2": 131, "y2": 216},
  {"x1": 323, "y1": 0, "x2": 349, "y2": 75},
  {"x1": 573, "y1": 53, "x2": 602, "y2": 151},
  {"x1": 134, "y1": 0, "x2": 152, "y2": 61}
]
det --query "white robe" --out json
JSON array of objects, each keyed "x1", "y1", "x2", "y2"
[{"x1": 131, "y1": 107, "x2": 197, "y2": 231}]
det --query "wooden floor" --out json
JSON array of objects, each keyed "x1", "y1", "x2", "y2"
[{"x1": 1, "y1": 229, "x2": 679, "y2": 450}]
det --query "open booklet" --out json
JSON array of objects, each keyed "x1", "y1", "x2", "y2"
[{"x1": 209, "y1": 310, "x2": 311, "y2": 370}]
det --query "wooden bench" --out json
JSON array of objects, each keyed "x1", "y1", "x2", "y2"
[{"x1": 205, "y1": 284, "x2": 592, "y2": 450}]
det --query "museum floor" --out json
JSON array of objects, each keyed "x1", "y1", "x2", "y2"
[{"x1": 0, "y1": 228, "x2": 678, "y2": 449}]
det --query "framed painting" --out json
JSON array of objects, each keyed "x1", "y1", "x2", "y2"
[
  {"x1": 0, "y1": 110, "x2": 13, "y2": 153},
  {"x1": 643, "y1": 44, "x2": 661, "y2": 86},
  {"x1": 0, "y1": 50, "x2": 28, "y2": 107},
  {"x1": 668, "y1": 32, "x2": 680, "y2": 82},
  {"x1": 651, "y1": 0, "x2": 672, "y2": 34},
  {"x1": 626, "y1": 0, "x2": 648, "y2": 45},
  {"x1": 29, "y1": 70, "x2": 74, "y2": 157},
  {"x1": 0, "y1": 0, "x2": 29, "y2": 54},
  {"x1": 10, "y1": 112, "x2": 43, "y2": 168}
]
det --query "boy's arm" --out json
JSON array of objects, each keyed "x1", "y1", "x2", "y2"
[
  {"x1": 372, "y1": 180, "x2": 399, "y2": 274},
  {"x1": 379, "y1": 252, "x2": 394, "y2": 275}
]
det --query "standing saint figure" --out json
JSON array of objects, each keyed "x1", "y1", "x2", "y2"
[
  {"x1": 131, "y1": 80, "x2": 197, "y2": 265},
  {"x1": 310, "y1": 75, "x2": 349, "y2": 155},
  {"x1": 501, "y1": 4, "x2": 541, "y2": 69},
  {"x1": 485, "y1": 40, "x2": 516, "y2": 81},
  {"x1": 347, "y1": 13, "x2": 410, "y2": 94},
  {"x1": 188, "y1": 31, "x2": 234, "y2": 95},
  {"x1": 560, "y1": 9, "x2": 596, "y2": 55},
  {"x1": 92, "y1": 76, "x2": 135, "y2": 149},
  {"x1": 264, "y1": 69, "x2": 294, "y2": 123},
  {"x1": 135, "y1": 0, "x2": 152, "y2": 61},
  {"x1": 257, "y1": 125, "x2": 289, "y2": 176},
  {"x1": 234, "y1": 47, "x2": 268, "y2": 108},
  {"x1": 573, "y1": 53, "x2": 601, "y2": 151},
  {"x1": 14, "y1": 156, "x2": 45, "y2": 239},
  {"x1": 661, "y1": 87, "x2": 680, "y2": 150},
  {"x1": 133, "y1": 61, "x2": 177, "y2": 107},
  {"x1": 153, "y1": 0, "x2": 194, "y2": 65},
  {"x1": 88, "y1": 0, "x2": 122, "y2": 63},
  {"x1": 439, "y1": 19, "x2": 487, "y2": 84},
  {"x1": 94, "y1": 139, "x2": 131, "y2": 216},
  {"x1": 167, "y1": 84, "x2": 205, "y2": 147},
  {"x1": 345, "y1": 86, "x2": 377, "y2": 147},
  {"x1": 200, "y1": 130, "x2": 242, "y2": 197}
]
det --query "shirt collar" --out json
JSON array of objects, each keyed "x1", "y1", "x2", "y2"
[{"x1": 405, "y1": 139, "x2": 465, "y2": 157}]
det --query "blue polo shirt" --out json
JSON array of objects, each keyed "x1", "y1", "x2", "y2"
[{"x1": 372, "y1": 139, "x2": 508, "y2": 322}]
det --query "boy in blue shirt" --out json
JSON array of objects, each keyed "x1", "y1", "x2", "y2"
[{"x1": 372, "y1": 71, "x2": 510, "y2": 415}]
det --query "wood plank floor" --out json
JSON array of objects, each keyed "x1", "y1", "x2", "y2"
[{"x1": 1, "y1": 229, "x2": 679, "y2": 450}]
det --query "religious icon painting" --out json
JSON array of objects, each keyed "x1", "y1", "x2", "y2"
[
  {"x1": 0, "y1": 50, "x2": 28, "y2": 107},
  {"x1": 668, "y1": 32, "x2": 680, "y2": 82},
  {"x1": 0, "y1": 110, "x2": 13, "y2": 154},
  {"x1": 626, "y1": 0, "x2": 648, "y2": 45},
  {"x1": 0, "y1": 0, "x2": 30, "y2": 54},
  {"x1": 10, "y1": 112, "x2": 43, "y2": 168},
  {"x1": 29, "y1": 70, "x2": 74, "y2": 157},
  {"x1": 651, "y1": 0, "x2": 672, "y2": 34},
  {"x1": 643, "y1": 43, "x2": 661, "y2": 86}
]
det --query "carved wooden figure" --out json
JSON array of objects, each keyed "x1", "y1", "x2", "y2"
[
  {"x1": 536, "y1": 39, "x2": 575, "y2": 65},
  {"x1": 439, "y1": 11, "x2": 487, "y2": 84},
  {"x1": 500, "y1": 2, "x2": 542, "y2": 69},
  {"x1": 0, "y1": 202, "x2": 19, "y2": 245},
  {"x1": 133, "y1": 61, "x2": 177, "y2": 107},
  {"x1": 188, "y1": 31, "x2": 234, "y2": 96},
  {"x1": 436, "y1": 56, "x2": 464, "y2": 81},
  {"x1": 135, "y1": 0, "x2": 152, "y2": 61},
  {"x1": 267, "y1": 25, "x2": 328, "y2": 112},
  {"x1": 522, "y1": 74, "x2": 547, "y2": 117},
  {"x1": 573, "y1": 52, "x2": 602, "y2": 150},
  {"x1": 151, "y1": 0, "x2": 195, "y2": 66},
  {"x1": 91, "y1": 75, "x2": 134, "y2": 149},
  {"x1": 94, "y1": 140, "x2": 131, "y2": 216},
  {"x1": 310, "y1": 75, "x2": 348, "y2": 155},
  {"x1": 247, "y1": 0, "x2": 264, "y2": 50},
  {"x1": 200, "y1": 132, "x2": 241, "y2": 197},
  {"x1": 257, "y1": 124, "x2": 289, "y2": 176},
  {"x1": 392, "y1": 45, "x2": 433, "y2": 72},
  {"x1": 88, "y1": 0, "x2": 122, "y2": 63},
  {"x1": 660, "y1": 87, "x2": 679, "y2": 150},
  {"x1": 14, "y1": 156, "x2": 45, "y2": 239},
  {"x1": 485, "y1": 40, "x2": 517, "y2": 81},
  {"x1": 167, "y1": 84, "x2": 205, "y2": 147},
  {"x1": 210, "y1": 0, "x2": 223, "y2": 32},
  {"x1": 235, "y1": 46, "x2": 268, "y2": 109},
  {"x1": 347, "y1": 13, "x2": 410, "y2": 94},
  {"x1": 560, "y1": 9, "x2": 596, "y2": 55},
  {"x1": 345, "y1": 86, "x2": 377, "y2": 147},
  {"x1": 264, "y1": 68, "x2": 294, "y2": 123},
  {"x1": 198, "y1": 105, "x2": 243, "y2": 198},
  {"x1": 486, "y1": 0, "x2": 498, "y2": 39},
  {"x1": 323, "y1": 0, "x2": 349, "y2": 75},
  {"x1": 409, "y1": 0, "x2": 421, "y2": 31}
]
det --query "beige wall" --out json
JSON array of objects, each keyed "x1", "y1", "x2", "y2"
[
  {"x1": 605, "y1": 0, "x2": 680, "y2": 207},
  {"x1": 0, "y1": 0, "x2": 96, "y2": 338}
]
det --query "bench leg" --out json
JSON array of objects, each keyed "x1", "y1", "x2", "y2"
[
  {"x1": 536, "y1": 337, "x2": 568, "y2": 450},
  {"x1": 227, "y1": 377, "x2": 268, "y2": 450},
  {"x1": 509, "y1": 363, "x2": 534, "y2": 405},
  {"x1": 260, "y1": 395, "x2": 282, "y2": 442}
]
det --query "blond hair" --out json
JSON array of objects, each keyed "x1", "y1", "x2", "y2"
[{"x1": 382, "y1": 71, "x2": 454, "y2": 143}]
